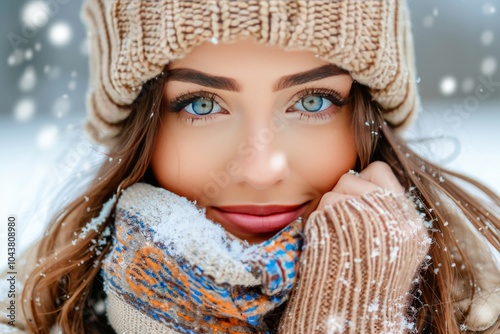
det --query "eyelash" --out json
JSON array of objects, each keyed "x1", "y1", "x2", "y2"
[{"x1": 167, "y1": 87, "x2": 350, "y2": 125}]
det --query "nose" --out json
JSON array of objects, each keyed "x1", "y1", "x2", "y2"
[{"x1": 233, "y1": 129, "x2": 290, "y2": 190}]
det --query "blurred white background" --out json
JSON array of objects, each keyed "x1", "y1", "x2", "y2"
[{"x1": 0, "y1": 0, "x2": 499, "y2": 263}]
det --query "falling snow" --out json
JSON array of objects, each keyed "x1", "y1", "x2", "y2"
[
  {"x1": 21, "y1": 0, "x2": 50, "y2": 28},
  {"x1": 93, "y1": 299, "x2": 106, "y2": 315},
  {"x1": 481, "y1": 30, "x2": 495, "y2": 46},
  {"x1": 48, "y1": 21, "x2": 72, "y2": 47},
  {"x1": 439, "y1": 76, "x2": 457, "y2": 96},
  {"x1": 480, "y1": 57, "x2": 497, "y2": 76},
  {"x1": 7, "y1": 49, "x2": 24, "y2": 66},
  {"x1": 13, "y1": 98, "x2": 36, "y2": 122},
  {"x1": 25, "y1": 48, "x2": 33, "y2": 60},
  {"x1": 18, "y1": 66, "x2": 37, "y2": 92},
  {"x1": 482, "y1": 3, "x2": 496, "y2": 15}
]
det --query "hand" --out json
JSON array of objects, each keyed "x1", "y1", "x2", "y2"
[
  {"x1": 279, "y1": 163, "x2": 430, "y2": 333},
  {"x1": 317, "y1": 161, "x2": 405, "y2": 210}
]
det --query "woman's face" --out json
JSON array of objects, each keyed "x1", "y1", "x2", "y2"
[{"x1": 151, "y1": 38, "x2": 357, "y2": 243}]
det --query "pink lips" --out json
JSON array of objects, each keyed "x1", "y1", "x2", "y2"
[{"x1": 211, "y1": 202, "x2": 308, "y2": 234}]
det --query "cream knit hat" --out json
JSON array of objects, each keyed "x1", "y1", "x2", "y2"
[{"x1": 82, "y1": 0, "x2": 419, "y2": 145}]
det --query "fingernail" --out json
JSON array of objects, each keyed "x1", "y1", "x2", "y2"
[{"x1": 348, "y1": 169, "x2": 360, "y2": 176}]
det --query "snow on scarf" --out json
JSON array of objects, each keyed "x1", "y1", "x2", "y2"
[{"x1": 101, "y1": 183, "x2": 302, "y2": 333}]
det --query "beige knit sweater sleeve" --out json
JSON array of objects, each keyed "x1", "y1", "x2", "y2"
[{"x1": 279, "y1": 190, "x2": 431, "y2": 333}]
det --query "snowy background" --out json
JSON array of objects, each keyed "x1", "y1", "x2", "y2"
[{"x1": 0, "y1": 0, "x2": 499, "y2": 262}]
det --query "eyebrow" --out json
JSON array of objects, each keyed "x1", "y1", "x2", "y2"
[{"x1": 166, "y1": 64, "x2": 349, "y2": 92}]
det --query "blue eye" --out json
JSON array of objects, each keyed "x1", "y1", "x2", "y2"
[
  {"x1": 294, "y1": 95, "x2": 333, "y2": 113},
  {"x1": 185, "y1": 97, "x2": 222, "y2": 115}
]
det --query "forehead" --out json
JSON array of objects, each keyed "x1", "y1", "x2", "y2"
[{"x1": 167, "y1": 38, "x2": 333, "y2": 77}]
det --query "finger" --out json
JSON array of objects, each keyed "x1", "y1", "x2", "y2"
[
  {"x1": 333, "y1": 173, "x2": 382, "y2": 196},
  {"x1": 317, "y1": 192, "x2": 352, "y2": 209},
  {"x1": 358, "y1": 161, "x2": 404, "y2": 194}
]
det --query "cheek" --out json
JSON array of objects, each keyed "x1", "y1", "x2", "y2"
[
  {"x1": 151, "y1": 121, "x2": 225, "y2": 200},
  {"x1": 289, "y1": 118, "x2": 357, "y2": 194}
]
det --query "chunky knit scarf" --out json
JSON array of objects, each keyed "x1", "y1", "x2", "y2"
[{"x1": 102, "y1": 183, "x2": 302, "y2": 333}]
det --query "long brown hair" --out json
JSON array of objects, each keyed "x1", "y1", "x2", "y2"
[
  {"x1": 23, "y1": 78, "x2": 500, "y2": 333},
  {"x1": 22, "y1": 74, "x2": 166, "y2": 333}
]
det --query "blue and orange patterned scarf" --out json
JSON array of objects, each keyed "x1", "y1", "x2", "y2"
[{"x1": 102, "y1": 183, "x2": 302, "y2": 333}]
